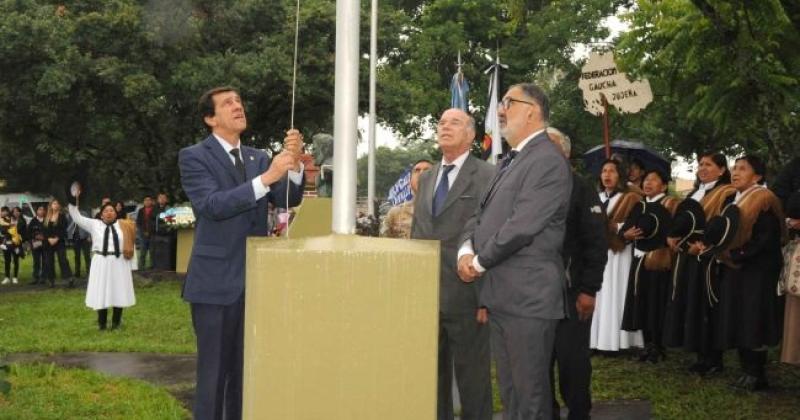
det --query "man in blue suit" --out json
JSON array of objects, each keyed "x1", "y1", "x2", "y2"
[{"x1": 179, "y1": 86, "x2": 305, "y2": 420}]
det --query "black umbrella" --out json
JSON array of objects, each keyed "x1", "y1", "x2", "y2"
[{"x1": 582, "y1": 139, "x2": 671, "y2": 177}]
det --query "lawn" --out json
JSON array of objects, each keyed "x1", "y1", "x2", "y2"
[
  {"x1": 0, "y1": 363, "x2": 188, "y2": 419},
  {"x1": 2, "y1": 252, "x2": 800, "y2": 418}
]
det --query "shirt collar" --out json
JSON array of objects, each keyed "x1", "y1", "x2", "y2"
[
  {"x1": 512, "y1": 128, "x2": 547, "y2": 153},
  {"x1": 646, "y1": 193, "x2": 666, "y2": 203},
  {"x1": 700, "y1": 180, "x2": 718, "y2": 191},
  {"x1": 213, "y1": 133, "x2": 241, "y2": 155},
  {"x1": 734, "y1": 184, "x2": 764, "y2": 204},
  {"x1": 442, "y1": 150, "x2": 470, "y2": 171}
]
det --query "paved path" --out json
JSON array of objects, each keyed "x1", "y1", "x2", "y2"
[{"x1": 4, "y1": 352, "x2": 651, "y2": 419}]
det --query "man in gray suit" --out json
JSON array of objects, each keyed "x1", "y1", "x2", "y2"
[
  {"x1": 412, "y1": 108, "x2": 495, "y2": 420},
  {"x1": 458, "y1": 83, "x2": 572, "y2": 420}
]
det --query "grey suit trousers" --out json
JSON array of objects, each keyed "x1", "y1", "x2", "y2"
[
  {"x1": 490, "y1": 312, "x2": 558, "y2": 420},
  {"x1": 438, "y1": 312, "x2": 493, "y2": 420}
]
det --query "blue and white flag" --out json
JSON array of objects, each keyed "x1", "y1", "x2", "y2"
[
  {"x1": 450, "y1": 71, "x2": 469, "y2": 112},
  {"x1": 386, "y1": 168, "x2": 413, "y2": 206}
]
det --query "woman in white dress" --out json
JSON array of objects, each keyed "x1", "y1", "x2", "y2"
[
  {"x1": 590, "y1": 159, "x2": 645, "y2": 351},
  {"x1": 68, "y1": 190, "x2": 136, "y2": 330}
]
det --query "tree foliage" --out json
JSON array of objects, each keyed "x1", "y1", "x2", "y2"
[{"x1": 614, "y1": 0, "x2": 800, "y2": 168}]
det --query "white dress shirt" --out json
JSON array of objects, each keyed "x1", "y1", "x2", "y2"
[
  {"x1": 689, "y1": 180, "x2": 718, "y2": 202},
  {"x1": 433, "y1": 150, "x2": 470, "y2": 194},
  {"x1": 213, "y1": 134, "x2": 304, "y2": 201}
]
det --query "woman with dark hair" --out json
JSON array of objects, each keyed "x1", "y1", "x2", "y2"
[
  {"x1": 628, "y1": 158, "x2": 646, "y2": 190},
  {"x1": 43, "y1": 199, "x2": 73, "y2": 288},
  {"x1": 590, "y1": 159, "x2": 645, "y2": 351},
  {"x1": 663, "y1": 152, "x2": 736, "y2": 375},
  {"x1": 621, "y1": 170, "x2": 680, "y2": 362},
  {"x1": 27, "y1": 205, "x2": 47, "y2": 284},
  {"x1": 114, "y1": 201, "x2": 127, "y2": 220},
  {"x1": 702, "y1": 155, "x2": 785, "y2": 390},
  {"x1": 69, "y1": 190, "x2": 137, "y2": 330}
]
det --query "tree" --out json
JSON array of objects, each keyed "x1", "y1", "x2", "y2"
[{"x1": 614, "y1": 0, "x2": 800, "y2": 168}]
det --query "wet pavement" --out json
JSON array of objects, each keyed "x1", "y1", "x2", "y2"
[{"x1": 3, "y1": 351, "x2": 651, "y2": 419}]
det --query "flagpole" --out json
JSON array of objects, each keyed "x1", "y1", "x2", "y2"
[
  {"x1": 367, "y1": 0, "x2": 378, "y2": 217},
  {"x1": 332, "y1": 0, "x2": 360, "y2": 234},
  {"x1": 490, "y1": 53, "x2": 502, "y2": 164}
]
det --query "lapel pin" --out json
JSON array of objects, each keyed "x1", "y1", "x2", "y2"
[{"x1": 249, "y1": 156, "x2": 254, "y2": 161}]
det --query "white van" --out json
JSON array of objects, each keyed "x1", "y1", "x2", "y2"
[{"x1": 0, "y1": 192, "x2": 54, "y2": 223}]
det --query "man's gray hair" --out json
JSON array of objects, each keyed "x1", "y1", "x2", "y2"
[
  {"x1": 511, "y1": 83, "x2": 550, "y2": 122},
  {"x1": 546, "y1": 127, "x2": 571, "y2": 158}
]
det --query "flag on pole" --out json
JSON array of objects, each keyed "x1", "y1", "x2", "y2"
[
  {"x1": 482, "y1": 59, "x2": 502, "y2": 164},
  {"x1": 450, "y1": 52, "x2": 469, "y2": 111},
  {"x1": 386, "y1": 168, "x2": 413, "y2": 206}
]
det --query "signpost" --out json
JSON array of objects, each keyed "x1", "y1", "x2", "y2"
[{"x1": 578, "y1": 51, "x2": 653, "y2": 158}]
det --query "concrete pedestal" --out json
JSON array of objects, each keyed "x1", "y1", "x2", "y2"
[{"x1": 243, "y1": 235, "x2": 439, "y2": 419}]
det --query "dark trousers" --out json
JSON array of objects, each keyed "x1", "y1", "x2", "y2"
[
  {"x1": 43, "y1": 242, "x2": 72, "y2": 281},
  {"x1": 491, "y1": 312, "x2": 558, "y2": 420},
  {"x1": 550, "y1": 292, "x2": 592, "y2": 420},
  {"x1": 31, "y1": 247, "x2": 44, "y2": 280},
  {"x1": 438, "y1": 312, "x2": 493, "y2": 420},
  {"x1": 73, "y1": 238, "x2": 91, "y2": 277},
  {"x1": 191, "y1": 294, "x2": 245, "y2": 420},
  {"x1": 3, "y1": 248, "x2": 19, "y2": 278},
  {"x1": 738, "y1": 348, "x2": 767, "y2": 377},
  {"x1": 138, "y1": 236, "x2": 151, "y2": 270},
  {"x1": 152, "y1": 234, "x2": 176, "y2": 270}
]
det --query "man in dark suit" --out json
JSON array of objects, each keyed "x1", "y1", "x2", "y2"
[
  {"x1": 411, "y1": 108, "x2": 495, "y2": 420},
  {"x1": 546, "y1": 127, "x2": 608, "y2": 420},
  {"x1": 458, "y1": 83, "x2": 572, "y2": 420},
  {"x1": 179, "y1": 86, "x2": 304, "y2": 420}
]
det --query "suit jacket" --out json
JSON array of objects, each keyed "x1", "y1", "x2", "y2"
[
  {"x1": 563, "y1": 171, "x2": 608, "y2": 297},
  {"x1": 411, "y1": 155, "x2": 495, "y2": 315},
  {"x1": 462, "y1": 131, "x2": 572, "y2": 319},
  {"x1": 179, "y1": 135, "x2": 304, "y2": 305}
]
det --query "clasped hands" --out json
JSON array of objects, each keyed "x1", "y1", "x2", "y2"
[
  {"x1": 457, "y1": 254, "x2": 481, "y2": 283},
  {"x1": 260, "y1": 129, "x2": 304, "y2": 186}
]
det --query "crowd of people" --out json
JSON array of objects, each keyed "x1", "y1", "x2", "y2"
[
  {"x1": 0, "y1": 193, "x2": 177, "y2": 288},
  {"x1": 376, "y1": 86, "x2": 800, "y2": 417}
]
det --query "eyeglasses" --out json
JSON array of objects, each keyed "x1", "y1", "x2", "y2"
[{"x1": 500, "y1": 97, "x2": 537, "y2": 110}]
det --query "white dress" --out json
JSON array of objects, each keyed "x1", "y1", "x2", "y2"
[
  {"x1": 68, "y1": 205, "x2": 136, "y2": 310},
  {"x1": 589, "y1": 193, "x2": 644, "y2": 350}
]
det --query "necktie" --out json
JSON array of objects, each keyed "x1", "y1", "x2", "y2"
[
  {"x1": 500, "y1": 150, "x2": 518, "y2": 170},
  {"x1": 230, "y1": 148, "x2": 245, "y2": 181},
  {"x1": 432, "y1": 164, "x2": 455, "y2": 217},
  {"x1": 102, "y1": 223, "x2": 121, "y2": 258}
]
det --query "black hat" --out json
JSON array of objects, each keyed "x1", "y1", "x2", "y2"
[
  {"x1": 786, "y1": 192, "x2": 800, "y2": 220},
  {"x1": 621, "y1": 200, "x2": 672, "y2": 252},
  {"x1": 670, "y1": 199, "x2": 706, "y2": 247},
  {"x1": 699, "y1": 203, "x2": 740, "y2": 257},
  {"x1": 635, "y1": 201, "x2": 672, "y2": 251}
]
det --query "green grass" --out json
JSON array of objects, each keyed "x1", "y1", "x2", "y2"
[
  {"x1": 0, "y1": 280, "x2": 194, "y2": 354},
  {"x1": 0, "y1": 363, "x2": 188, "y2": 419},
  {"x1": 3, "y1": 253, "x2": 800, "y2": 418}
]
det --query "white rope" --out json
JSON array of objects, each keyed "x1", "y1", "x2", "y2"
[{"x1": 284, "y1": 0, "x2": 302, "y2": 238}]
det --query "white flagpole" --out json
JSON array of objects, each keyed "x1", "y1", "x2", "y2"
[
  {"x1": 490, "y1": 55, "x2": 502, "y2": 163},
  {"x1": 332, "y1": 0, "x2": 361, "y2": 234}
]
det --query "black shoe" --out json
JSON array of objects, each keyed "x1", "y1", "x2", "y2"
[
  {"x1": 68, "y1": 278, "x2": 75, "y2": 288},
  {"x1": 731, "y1": 374, "x2": 768, "y2": 391},
  {"x1": 647, "y1": 348, "x2": 666, "y2": 364}
]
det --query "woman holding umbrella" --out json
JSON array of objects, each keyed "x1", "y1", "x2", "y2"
[
  {"x1": 590, "y1": 159, "x2": 644, "y2": 352},
  {"x1": 663, "y1": 152, "x2": 735, "y2": 375}
]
